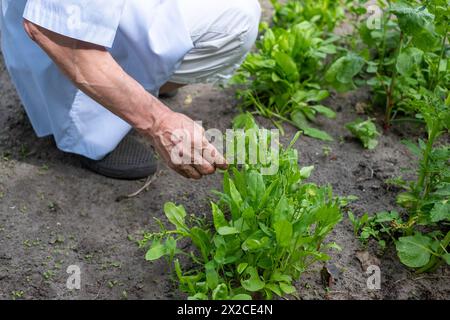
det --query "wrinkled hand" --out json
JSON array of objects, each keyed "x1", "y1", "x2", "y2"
[{"x1": 148, "y1": 110, "x2": 228, "y2": 179}]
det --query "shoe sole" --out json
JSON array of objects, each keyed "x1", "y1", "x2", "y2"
[{"x1": 80, "y1": 159, "x2": 157, "y2": 180}]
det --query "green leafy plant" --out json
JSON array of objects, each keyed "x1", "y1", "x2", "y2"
[
  {"x1": 270, "y1": 0, "x2": 348, "y2": 32},
  {"x1": 232, "y1": 21, "x2": 338, "y2": 140},
  {"x1": 140, "y1": 114, "x2": 344, "y2": 299},
  {"x1": 345, "y1": 118, "x2": 380, "y2": 149},
  {"x1": 351, "y1": 91, "x2": 450, "y2": 272},
  {"x1": 327, "y1": 0, "x2": 449, "y2": 128},
  {"x1": 325, "y1": 53, "x2": 366, "y2": 92}
]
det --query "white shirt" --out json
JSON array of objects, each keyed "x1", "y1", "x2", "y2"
[{"x1": 0, "y1": 0, "x2": 193, "y2": 159}]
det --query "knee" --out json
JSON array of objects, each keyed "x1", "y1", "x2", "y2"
[
  {"x1": 230, "y1": 0, "x2": 262, "y2": 52},
  {"x1": 240, "y1": 0, "x2": 262, "y2": 29}
]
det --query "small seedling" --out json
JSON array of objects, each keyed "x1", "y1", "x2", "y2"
[
  {"x1": 346, "y1": 118, "x2": 379, "y2": 150},
  {"x1": 11, "y1": 290, "x2": 24, "y2": 300}
]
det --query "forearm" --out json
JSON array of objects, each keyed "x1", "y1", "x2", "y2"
[{"x1": 23, "y1": 20, "x2": 169, "y2": 134}]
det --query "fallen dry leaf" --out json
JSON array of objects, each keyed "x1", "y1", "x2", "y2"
[
  {"x1": 356, "y1": 250, "x2": 380, "y2": 271},
  {"x1": 184, "y1": 94, "x2": 193, "y2": 106},
  {"x1": 355, "y1": 102, "x2": 368, "y2": 114}
]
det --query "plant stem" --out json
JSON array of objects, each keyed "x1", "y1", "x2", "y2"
[
  {"x1": 379, "y1": 6, "x2": 391, "y2": 70},
  {"x1": 429, "y1": 26, "x2": 448, "y2": 91},
  {"x1": 384, "y1": 32, "x2": 403, "y2": 129},
  {"x1": 405, "y1": 127, "x2": 437, "y2": 233},
  {"x1": 416, "y1": 130, "x2": 436, "y2": 198},
  {"x1": 440, "y1": 231, "x2": 450, "y2": 253},
  {"x1": 390, "y1": 118, "x2": 425, "y2": 125}
]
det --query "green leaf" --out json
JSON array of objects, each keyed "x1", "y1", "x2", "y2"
[
  {"x1": 242, "y1": 231, "x2": 271, "y2": 251},
  {"x1": 374, "y1": 211, "x2": 400, "y2": 223},
  {"x1": 325, "y1": 54, "x2": 365, "y2": 92},
  {"x1": 396, "y1": 48, "x2": 424, "y2": 76},
  {"x1": 188, "y1": 293, "x2": 208, "y2": 300},
  {"x1": 217, "y1": 226, "x2": 240, "y2": 236},
  {"x1": 279, "y1": 282, "x2": 297, "y2": 295},
  {"x1": 205, "y1": 261, "x2": 219, "y2": 290},
  {"x1": 227, "y1": 179, "x2": 244, "y2": 220},
  {"x1": 214, "y1": 244, "x2": 242, "y2": 265},
  {"x1": 231, "y1": 294, "x2": 252, "y2": 300},
  {"x1": 302, "y1": 127, "x2": 334, "y2": 141},
  {"x1": 346, "y1": 118, "x2": 379, "y2": 149},
  {"x1": 212, "y1": 283, "x2": 229, "y2": 300},
  {"x1": 306, "y1": 90, "x2": 329, "y2": 102},
  {"x1": 396, "y1": 234, "x2": 434, "y2": 268},
  {"x1": 232, "y1": 167, "x2": 247, "y2": 198},
  {"x1": 430, "y1": 201, "x2": 449, "y2": 223},
  {"x1": 300, "y1": 166, "x2": 314, "y2": 179},
  {"x1": 348, "y1": 211, "x2": 355, "y2": 224},
  {"x1": 229, "y1": 180, "x2": 243, "y2": 208},
  {"x1": 258, "y1": 179, "x2": 278, "y2": 210},
  {"x1": 241, "y1": 267, "x2": 265, "y2": 292},
  {"x1": 164, "y1": 202, "x2": 187, "y2": 231},
  {"x1": 397, "y1": 192, "x2": 417, "y2": 209},
  {"x1": 145, "y1": 240, "x2": 166, "y2": 261},
  {"x1": 274, "y1": 220, "x2": 293, "y2": 247},
  {"x1": 312, "y1": 105, "x2": 336, "y2": 119},
  {"x1": 265, "y1": 283, "x2": 282, "y2": 296},
  {"x1": 443, "y1": 254, "x2": 450, "y2": 265},
  {"x1": 401, "y1": 140, "x2": 421, "y2": 157},
  {"x1": 273, "y1": 195, "x2": 291, "y2": 225},
  {"x1": 212, "y1": 202, "x2": 228, "y2": 231},
  {"x1": 164, "y1": 236, "x2": 178, "y2": 258},
  {"x1": 291, "y1": 110, "x2": 309, "y2": 130},
  {"x1": 274, "y1": 52, "x2": 299, "y2": 82},
  {"x1": 237, "y1": 263, "x2": 248, "y2": 275},
  {"x1": 270, "y1": 271, "x2": 292, "y2": 283},
  {"x1": 223, "y1": 171, "x2": 231, "y2": 196},
  {"x1": 335, "y1": 55, "x2": 365, "y2": 84},
  {"x1": 247, "y1": 171, "x2": 266, "y2": 203},
  {"x1": 233, "y1": 112, "x2": 258, "y2": 130},
  {"x1": 291, "y1": 107, "x2": 332, "y2": 142},
  {"x1": 315, "y1": 205, "x2": 342, "y2": 236},
  {"x1": 390, "y1": 3, "x2": 433, "y2": 29},
  {"x1": 242, "y1": 207, "x2": 256, "y2": 221},
  {"x1": 325, "y1": 242, "x2": 343, "y2": 251},
  {"x1": 190, "y1": 227, "x2": 211, "y2": 261},
  {"x1": 396, "y1": 52, "x2": 413, "y2": 76}
]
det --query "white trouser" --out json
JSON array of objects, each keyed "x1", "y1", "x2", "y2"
[{"x1": 170, "y1": 0, "x2": 261, "y2": 85}]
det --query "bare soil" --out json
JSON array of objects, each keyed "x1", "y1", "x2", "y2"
[{"x1": 0, "y1": 0, "x2": 449, "y2": 300}]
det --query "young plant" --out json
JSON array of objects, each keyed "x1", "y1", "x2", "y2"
[
  {"x1": 270, "y1": 0, "x2": 348, "y2": 32},
  {"x1": 345, "y1": 118, "x2": 380, "y2": 149},
  {"x1": 327, "y1": 0, "x2": 449, "y2": 128},
  {"x1": 232, "y1": 21, "x2": 338, "y2": 141},
  {"x1": 351, "y1": 91, "x2": 450, "y2": 272},
  {"x1": 140, "y1": 114, "x2": 344, "y2": 299}
]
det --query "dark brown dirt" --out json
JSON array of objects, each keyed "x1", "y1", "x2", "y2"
[{"x1": 1, "y1": 1, "x2": 449, "y2": 300}]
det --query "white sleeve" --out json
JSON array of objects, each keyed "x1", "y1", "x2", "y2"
[{"x1": 23, "y1": 0, "x2": 126, "y2": 47}]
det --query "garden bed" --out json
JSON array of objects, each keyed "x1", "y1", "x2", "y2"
[{"x1": 0, "y1": 0, "x2": 449, "y2": 300}]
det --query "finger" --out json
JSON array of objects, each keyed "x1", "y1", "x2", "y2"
[
  {"x1": 193, "y1": 157, "x2": 216, "y2": 175},
  {"x1": 202, "y1": 141, "x2": 228, "y2": 170},
  {"x1": 178, "y1": 165, "x2": 202, "y2": 180}
]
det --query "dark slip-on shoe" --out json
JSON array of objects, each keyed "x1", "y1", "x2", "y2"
[
  {"x1": 158, "y1": 89, "x2": 179, "y2": 99},
  {"x1": 80, "y1": 134, "x2": 157, "y2": 180}
]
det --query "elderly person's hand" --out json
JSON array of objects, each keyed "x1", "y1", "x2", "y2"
[{"x1": 147, "y1": 110, "x2": 227, "y2": 179}]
